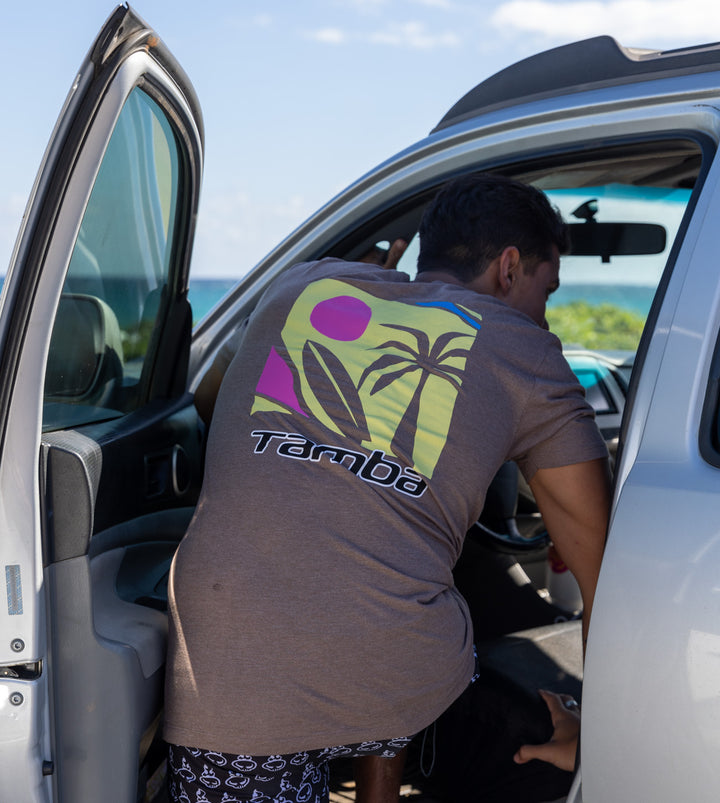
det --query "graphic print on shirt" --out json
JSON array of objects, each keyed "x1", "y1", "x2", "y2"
[{"x1": 251, "y1": 278, "x2": 482, "y2": 479}]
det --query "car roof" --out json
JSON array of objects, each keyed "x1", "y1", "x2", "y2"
[{"x1": 433, "y1": 36, "x2": 720, "y2": 133}]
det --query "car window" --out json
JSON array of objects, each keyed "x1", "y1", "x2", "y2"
[
  {"x1": 395, "y1": 237, "x2": 419, "y2": 279},
  {"x1": 43, "y1": 87, "x2": 181, "y2": 431}
]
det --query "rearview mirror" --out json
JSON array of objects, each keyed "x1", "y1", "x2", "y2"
[{"x1": 568, "y1": 222, "x2": 667, "y2": 262}]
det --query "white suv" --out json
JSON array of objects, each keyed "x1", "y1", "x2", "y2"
[{"x1": 2, "y1": 6, "x2": 720, "y2": 802}]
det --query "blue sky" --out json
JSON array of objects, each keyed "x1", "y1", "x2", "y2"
[{"x1": 2, "y1": 0, "x2": 719, "y2": 279}]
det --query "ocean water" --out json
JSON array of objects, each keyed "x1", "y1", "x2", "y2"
[
  {"x1": 189, "y1": 280, "x2": 658, "y2": 325},
  {"x1": 188, "y1": 277, "x2": 238, "y2": 324},
  {"x1": 0, "y1": 277, "x2": 657, "y2": 326},
  {"x1": 0, "y1": 275, "x2": 238, "y2": 326},
  {"x1": 549, "y1": 283, "x2": 654, "y2": 317}
]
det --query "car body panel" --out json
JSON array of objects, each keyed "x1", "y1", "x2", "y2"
[{"x1": 583, "y1": 146, "x2": 720, "y2": 800}]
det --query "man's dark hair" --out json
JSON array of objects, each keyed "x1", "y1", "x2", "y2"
[{"x1": 417, "y1": 173, "x2": 569, "y2": 282}]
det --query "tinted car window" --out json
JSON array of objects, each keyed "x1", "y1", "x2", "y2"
[{"x1": 43, "y1": 87, "x2": 181, "y2": 430}]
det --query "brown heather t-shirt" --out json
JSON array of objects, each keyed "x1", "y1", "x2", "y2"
[{"x1": 164, "y1": 258, "x2": 607, "y2": 756}]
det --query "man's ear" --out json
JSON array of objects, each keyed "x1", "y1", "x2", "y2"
[{"x1": 497, "y1": 246, "x2": 521, "y2": 294}]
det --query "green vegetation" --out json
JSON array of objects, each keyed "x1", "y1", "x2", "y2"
[
  {"x1": 547, "y1": 301, "x2": 645, "y2": 351},
  {"x1": 121, "y1": 318, "x2": 156, "y2": 362}
]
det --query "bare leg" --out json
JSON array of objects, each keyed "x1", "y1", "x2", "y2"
[{"x1": 353, "y1": 749, "x2": 408, "y2": 803}]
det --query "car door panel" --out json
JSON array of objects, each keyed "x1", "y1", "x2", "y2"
[
  {"x1": 75, "y1": 399, "x2": 202, "y2": 531},
  {"x1": 0, "y1": 7, "x2": 203, "y2": 801},
  {"x1": 45, "y1": 504, "x2": 193, "y2": 803}
]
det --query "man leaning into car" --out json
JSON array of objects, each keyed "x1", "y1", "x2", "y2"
[{"x1": 163, "y1": 173, "x2": 611, "y2": 803}]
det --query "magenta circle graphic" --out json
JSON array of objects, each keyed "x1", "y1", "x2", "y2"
[{"x1": 310, "y1": 295, "x2": 372, "y2": 341}]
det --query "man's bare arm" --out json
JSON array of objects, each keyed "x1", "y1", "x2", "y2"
[{"x1": 529, "y1": 457, "x2": 611, "y2": 650}]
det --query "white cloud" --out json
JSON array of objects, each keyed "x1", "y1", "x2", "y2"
[
  {"x1": 193, "y1": 191, "x2": 316, "y2": 279},
  {"x1": 411, "y1": 0, "x2": 456, "y2": 8},
  {"x1": 368, "y1": 21, "x2": 461, "y2": 48},
  {"x1": 306, "y1": 20, "x2": 461, "y2": 50},
  {"x1": 492, "y1": 0, "x2": 720, "y2": 44},
  {"x1": 339, "y1": 0, "x2": 390, "y2": 11},
  {"x1": 306, "y1": 27, "x2": 348, "y2": 45}
]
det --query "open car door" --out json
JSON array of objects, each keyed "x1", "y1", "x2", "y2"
[{"x1": 0, "y1": 6, "x2": 204, "y2": 801}]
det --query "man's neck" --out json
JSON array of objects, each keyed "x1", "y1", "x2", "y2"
[
  {"x1": 414, "y1": 270, "x2": 466, "y2": 287},
  {"x1": 415, "y1": 269, "x2": 497, "y2": 298}
]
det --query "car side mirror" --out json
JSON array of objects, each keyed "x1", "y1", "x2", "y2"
[{"x1": 44, "y1": 293, "x2": 124, "y2": 402}]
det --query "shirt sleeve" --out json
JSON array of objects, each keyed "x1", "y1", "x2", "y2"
[{"x1": 512, "y1": 342, "x2": 608, "y2": 481}]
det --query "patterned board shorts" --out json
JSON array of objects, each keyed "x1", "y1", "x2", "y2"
[{"x1": 167, "y1": 736, "x2": 413, "y2": 803}]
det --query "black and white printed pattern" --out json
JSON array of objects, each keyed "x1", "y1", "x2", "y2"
[{"x1": 167, "y1": 737, "x2": 413, "y2": 803}]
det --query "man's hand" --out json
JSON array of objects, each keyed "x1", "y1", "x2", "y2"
[
  {"x1": 514, "y1": 690, "x2": 580, "y2": 772},
  {"x1": 359, "y1": 239, "x2": 408, "y2": 269}
]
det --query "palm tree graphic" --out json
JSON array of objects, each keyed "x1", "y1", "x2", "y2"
[{"x1": 358, "y1": 323, "x2": 474, "y2": 468}]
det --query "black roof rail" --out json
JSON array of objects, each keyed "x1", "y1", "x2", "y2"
[{"x1": 433, "y1": 36, "x2": 720, "y2": 133}]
